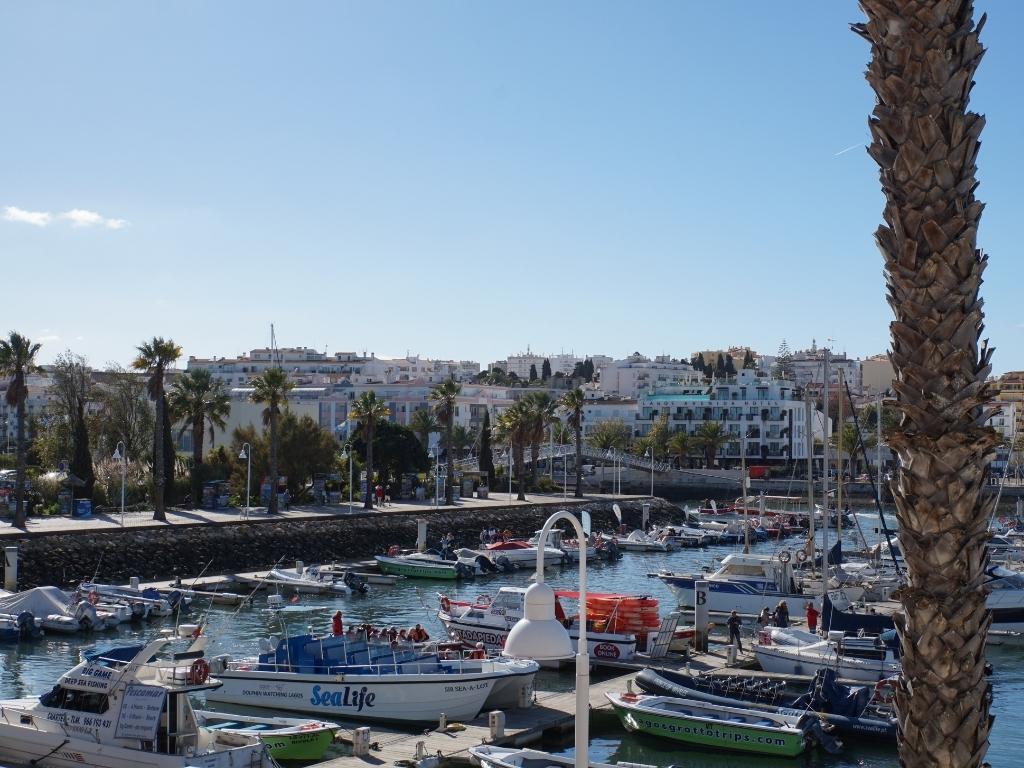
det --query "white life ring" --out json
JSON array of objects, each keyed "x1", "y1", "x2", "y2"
[
  {"x1": 777, "y1": 550, "x2": 792, "y2": 564},
  {"x1": 795, "y1": 550, "x2": 808, "y2": 563}
]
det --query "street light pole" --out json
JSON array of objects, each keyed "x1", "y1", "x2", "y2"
[
  {"x1": 508, "y1": 442, "x2": 513, "y2": 503},
  {"x1": 112, "y1": 441, "x2": 126, "y2": 527},
  {"x1": 239, "y1": 443, "x2": 252, "y2": 517},
  {"x1": 341, "y1": 443, "x2": 353, "y2": 513},
  {"x1": 432, "y1": 448, "x2": 439, "y2": 507},
  {"x1": 645, "y1": 448, "x2": 654, "y2": 498}
]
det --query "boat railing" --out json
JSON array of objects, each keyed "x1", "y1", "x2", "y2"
[{"x1": 230, "y1": 654, "x2": 487, "y2": 676}]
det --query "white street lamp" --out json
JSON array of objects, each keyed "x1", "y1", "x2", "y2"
[
  {"x1": 239, "y1": 443, "x2": 252, "y2": 517},
  {"x1": 504, "y1": 510, "x2": 591, "y2": 768},
  {"x1": 112, "y1": 442, "x2": 127, "y2": 527},
  {"x1": 644, "y1": 448, "x2": 654, "y2": 498},
  {"x1": 340, "y1": 443, "x2": 353, "y2": 513},
  {"x1": 508, "y1": 442, "x2": 513, "y2": 503},
  {"x1": 431, "y1": 448, "x2": 440, "y2": 507}
]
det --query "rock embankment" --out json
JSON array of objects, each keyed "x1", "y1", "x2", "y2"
[{"x1": 6, "y1": 498, "x2": 680, "y2": 588}]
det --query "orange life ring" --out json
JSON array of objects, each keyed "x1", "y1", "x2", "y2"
[
  {"x1": 873, "y1": 678, "x2": 897, "y2": 705},
  {"x1": 440, "y1": 596, "x2": 452, "y2": 613},
  {"x1": 476, "y1": 594, "x2": 492, "y2": 606},
  {"x1": 87, "y1": 590, "x2": 100, "y2": 606},
  {"x1": 188, "y1": 658, "x2": 210, "y2": 685}
]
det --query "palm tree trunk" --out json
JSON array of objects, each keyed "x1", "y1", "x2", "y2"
[
  {"x1": 13, "y1": 399, "x2": 27, "y2": 529},
  {"x1": 530, "y1": 442, "x2": 539, "y2": 488},
  {"x1": 191, "y1": 414, "x2": 203, "y2": 509},
  {"x1": 445, "y1": 419, "x2": 455, "y2": 505},
  {"x1": 515, "y1": 441, "x2": 526, "y2": 502},
  {"x1": 268, "y1": 408, "x2": 279, "y2": 514},
  {"x1": 574, "y1": 424, "x2": 583, "y2": 498},
  {"x1": 152, "y1": 389, "x2": 166, "y2": 521},
  {"x1": 364, "y1": 424, "x2": 374, "y2": 509}
]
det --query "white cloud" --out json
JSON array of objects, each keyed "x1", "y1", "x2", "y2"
[
  {"x1": 38, "y1": 334, "x2": 60, "y2": 343},
  {"x1": 3, "y1": 206, "x2": 52, "y2": 227},
  {"x1": 3, "y1": 204, "x2": 128, "y2": 230}
]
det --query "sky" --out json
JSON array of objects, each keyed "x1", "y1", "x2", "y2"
[{"x1": 2, "y1": 2, "x2": 1021, "y2": 373}]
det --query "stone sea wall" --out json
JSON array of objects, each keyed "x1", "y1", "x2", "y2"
[{"x1": 7, "y1": 498, "x2": 680, "y2": 589}]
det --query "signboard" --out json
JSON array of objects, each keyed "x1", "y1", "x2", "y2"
[{"x1": 114, "y1": 684, "x2": 165, "y2": 740}]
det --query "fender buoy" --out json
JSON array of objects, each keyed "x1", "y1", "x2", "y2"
[
  {"x1": 476, "y1": 594, "x2": 492, "y2": 607},
  {"x1": 300, "y1": 722, "x2": 323, "y2": 731},
  {"x1": 873, "y1": 678, "x2": 897, "y2": 705},
  {"x1": 795, "y1": 550, "x2": 808, "y2": 563},
  {"x1": 188, "y1": 658, "x2": 210, "y2": 685},
  {"x1": 87, "y1": 590, "x2": 100, "y2": 606},
  {"x1": 440, "y1": 596, "x2": 451, "y2": 613}
]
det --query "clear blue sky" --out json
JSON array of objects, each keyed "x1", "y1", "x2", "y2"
[{"x1": 3, "y1": 2, "x2": 1021, "y2": 372}]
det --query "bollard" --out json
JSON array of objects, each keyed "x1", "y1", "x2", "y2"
[
  {"x1": 626, "y1": 678, "x2": 634, "y2": 694},
  {"x1": 352, "y1": 727, "x2": 371, "y2": 756},
  {"x1": 641, "y1": 502, "x2": 650, "y2": 531},
  {"x1": 694, "y1": 580, "x2": 709, "y2": 653},
  {"x1": 439, "y1": 712, "x2": 447, "y2": 730},
  {"x1": 295, "y1": 560, "x2": 304, "y2": 575},
  {"x1": 416, "y1": 519, "x2": 428, "y2": 552},
  {"x1": 518, "y1": 682, "x2": 534, "y2": 709},
  {"x1": 129, "y1": 576, "x2": 140, "y2": 590},
  {"x1": 726, "y1": 643, "x2": 737, "y2": 666},
  {"x1": 488, "y1": 710, "x2": 505, "y2": 738},
  {"x1": 415, "y1": 741, "x2": 428, "y2": 760},
  {"x1": 3, "y1": 547, "x2": 17, "y2": 592}
]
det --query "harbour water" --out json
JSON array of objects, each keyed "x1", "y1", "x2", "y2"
[{"x1": 0, "y1": 504, "x2": 1020, "y2": 766}]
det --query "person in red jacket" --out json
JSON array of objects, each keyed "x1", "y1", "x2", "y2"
[
  {"x1": 805, "y1": 602, "x2": 820, "y2": 634},
  {"x1": 331, "y1": 610, "x2": 343, "y2": 636}
]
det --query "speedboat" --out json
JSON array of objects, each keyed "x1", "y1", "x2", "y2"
[
  {"x1": 263, "y1": 565, "x2": 361, "y2": 595},
  {"x1": 528, "y1": 528, "x2": 597, "y2": 561},
  {"x1": 206, "y1": 632, "x2": 538, "y2": 722},
  {"x1": 755, "y1": 628, "x2": 901, "y2": 683},
  {"x1": 78, "y1": 582, "x2": 189, "y2": 618},
  {"x1": 470, "y1": 745, "x2": 630, "y2": 768},
  {"x1": 476, "y1": 540, "x2": 566, "y2": 567},
  {"x1": 437, "y1": 587, "x2": 649, "y2": 662},
  {"x1": 599, "y1": 529, "x2": 676, "y2": 553},
  {"x1": 0, "y1": 639, "x2": 275, "y2": 767},
  {"x1": 0, "y1": 585, "x2": 108, "y2": 634}
]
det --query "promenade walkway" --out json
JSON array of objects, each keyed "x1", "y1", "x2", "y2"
[{"x1": 0, "y1": 492, "x2": 654, "y2": 539}]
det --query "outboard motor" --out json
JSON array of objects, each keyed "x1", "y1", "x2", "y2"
[
  {"x1": 475, "y1": 555, "x2": 499, "y2": 574},
  {"x1": 343, "y1": 571, "x2": 369, "y2": 594},
  {"x1": 74, "y1": 600, "x2": 103, "y2": 631},
  {"x1": 454, "y1": 562, "x2": 476, "y2": 580},
  {"x1": 130, "y1": 602, "x2": 148, "y2": 620},
  {"x1": 166, "y1": 589, "x2": 192, "y2": 616},
  {"x1": 16, "y1": 611, "x2": 39, "y2": 640},
  {"x1": 495, "y1": 555, "x2": 517, "y2": 573}
]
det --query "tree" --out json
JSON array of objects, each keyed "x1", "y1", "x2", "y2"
[
  {"x1": 692, "y1": 353, "x2": 707, "y2": 375},
  {"x1": 495, "y1": 400, "x2": 531, "y2": 501},
  {"x1": 409, "y1": 407, "x2": 438, "y2": 450},
  {"x1": 647, "y1": 413, "x2": 671, "y2": 459},
  {"x1": 94, "y1": 364, "x2": 154, "y2": 467},
  {"x1": 529, "y1": 364, "x2": 538, "y2": 382},
  {"x1": 743, "y1": 350, "x2": 756, "y2": 369},
  {"x1": 0, "y1": 332, "x2": 42, "y2": 528},
  {"x1": 541, "y1": 359, "x2": 552, "y2": 381},
  {"x1": 724, "y1": 355, "x2": 737, "y2": 377},
  {"x1": 132, "y1": 337, "x2": 182, "y2": 521},
  {"x1": 250, "y1": 367, "x2": 293, "y2": 513},
  {"x1": 351, "y1": 419, "x2": 428, "y2": 492},
  {"x1": 478, "y1": 409, "x2": 496, "y2": 485},
  {"x1": 525, "y1": 392, "x2": 557, "y2": 488},
  {"x1": 667, "y1": 431, "x2": 690, "y2": 468},
  {"x1": 277, "y1": 412, "x2": 344, "y2": 498},
  {"x1": 451, "y1": 424, "x2": 475, "y2": 457},
  {"x1": 582, "y1": 359, "x2": 595, "y2": 381},
  {"x1": 774, "y1": 340, "x2": 794, "y2": 380},
  {"x1": 48, "y1": 352, "x2": 96, "y2": 500},
  {"x1": 715, "y1": 353, "x2": 727, "y2": 377},
  {"x1": 854, "y1": 5, "x2": 995, "y2": 765},
  {"x1": 168, "y1": 368, "x2": 231, "y2": 508},
  {"x1": 587, "y1": 418, "x2": 631, "y2": 452},
  {"x1": 560, "y1": 388, "x2": 586, "y2": 498},
  {"x1": 693, "y1": 422, "x2": 730, "y2": 467},
  {"x1": 349, "y1": 390, "x2": 390, "y2": 509},
  {"x1": 429, "y1": 379, "x2": 461, "y2": 504}
]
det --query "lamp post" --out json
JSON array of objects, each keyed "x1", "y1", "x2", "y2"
[
  {"x1": 644, "y1": 448, "x2": 654, "y2": 498},
  {"x1": 112, "y1": 442, "x2": 127, "y2": 527},
  {"x1": 504, "y1": 510, "x2": 591, "y2": 768},
  {"x1": 431, "y1": 448, "x2": 440, "y2": 507},
  {"x1": 239, "y1": 443, "x2": 251, "y2": 517},
  {"x1": 340, "y1": 443, "x2": 353, "y2": 513},
  {"x1": 508, "y1": 442, "x2": 513, "y2": 503}
]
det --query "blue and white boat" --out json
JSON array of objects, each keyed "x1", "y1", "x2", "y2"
[{"x1": 207, "y1": 632, "x2": 539, "y2": 723}]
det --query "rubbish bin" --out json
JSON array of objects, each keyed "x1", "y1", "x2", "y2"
[{"x1": 73, "y1": 499, "x2": 93, "y2": 519}]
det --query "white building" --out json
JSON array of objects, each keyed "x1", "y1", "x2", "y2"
[
  {"x1": 790, "y1": 342, "x2": 863, "y2": 395},
  {"x1": 579, "y1": 392, "x2": 639, "y2": 439},
  {"x1": 597, "y1": 354, "x2": 702, "y2": 399},
  {"x1": 187, "y1": 347, "x2": 366, "y2": 387},
  {"x1": 493, "y1": 351, "x2": 610, "y2": 380},
  {"x1": 861, "y1": 354, "x2": 895, "y2": 396}
]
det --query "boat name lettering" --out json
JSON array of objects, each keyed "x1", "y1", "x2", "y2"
[
  {"x1": 241, "y1": 688, "x2": 304, "y2": 699},
  {"x1": 80, "y1": 666, "x2": 113, "y2": 679},
  {"x1": 593, "y1": 643, "x2": 621, "y2": 659},
  {"x1": 636, "y1": 717, "x2": 787, "y2": 747},
  {"x1": 310, "y1": 684, "x2": 376, "y2": 711},
  {"x1": 62, "y1": 676, "x2": 111, "y2": 690},
  {"x1": 445, "y1": 683, "x2": 489, "y2": 693}
]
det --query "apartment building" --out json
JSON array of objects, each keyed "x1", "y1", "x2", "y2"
[{"x1": 597, "y1": 354, "x2": 702, "y2": 398}]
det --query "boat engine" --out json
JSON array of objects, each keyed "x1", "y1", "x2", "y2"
[
  {"x1": 165, "y1": 589, "x2": 192, "y2": 615},
  {"x1": 74, "y1": 600, "x2": 103, "y2": 631},
  {"x1": 207, "y1": 653, "x2": 231, "y2": 674},
  {"x1": 475, "y1": 555, "x2": 499, "y2": 574},
  {"x1": 16, "y1": 611, "x2": 40, "y2": 640},
  {"x1": 343, "y1": 571, "x2": 369, "y2": 594},
  {"x1": 455, "y1": 562, "x2": 476, "y2": 580},
  {"x1": 494, "y1": 555, "x2": 517, "y2": 573}
]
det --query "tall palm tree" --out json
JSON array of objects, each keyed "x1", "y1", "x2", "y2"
[
  {"x1": 168, "y1": 369, "x2": 231, "y2": 509},
  {"x1": 496, "y1": 401, "x2": 531, "y2": 501},
  {"x1": 429, "y1": 379, "x2": 461, "y2": 504},
  {"x1": 409, "y1": 407, "x2": 439, "y2": 450},
  {"x1": 525, "y1": 392, "x2": 557, "y2": 488},
  {"x1": 667, "y1": 431, "x2": 690, "y2": 468},
  {"x1": 451, "y1": 424, "x2": 476, "y2": 457},
  {"x1": 0, "y1": 332, "x2": 42, "y2": 529},
  {"x1": 350, "y1": 390, "x2": 390, "y2": 509},
  {"x1": 250, "y1": 367, "x2": 293, "y2": 514},
  {"x1": 693, "y1": 422, "x2": 729, "y2": 468},
  {"x1": 854, "y1": 4, "x2": 995, "y2": 765},
  {"x1": 559, "y1": 388, "x2": 586, "y2": 498},
  {"x1": 132, "y1": 337, "x2": 182, "y2": 521}
]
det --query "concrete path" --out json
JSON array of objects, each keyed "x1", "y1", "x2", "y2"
[{"x1": 0, "y1": 493, "x2": 654, "y2": 538}]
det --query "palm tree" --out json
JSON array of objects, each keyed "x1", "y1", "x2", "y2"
[
  {"x1": 525, "y1": 392, "x2": 557, "y2": 488},
  {"x1": 132, "y1": 337, "x2": 182, "y2": 521},
  {"x1": 168, "y1": 369, "x2": 231, "y2": 509},
  {"x1": 855, "y1": 5, "x2": 995, "y2": 764},
  {"x1": 667, "y1": 431, "x2": 690, "y2": 468},
  {"x1": 451, "y1": 424, "x2": 476, "y2": 458},
  {"x1": 350, "y1": 390, "x2": 390, "y2": 509},
  {"x1": 496, "y1": 401, "x2": 531, "y2": 501},
  {"x1": 693, "y1": 422, "x2": 729, "y2": 468},
  {"x1": 0, "y1": 332, "x2": 42, "y2": 529},
  {"x1": 429, "y1": 379, "x2": 461, "y2": 504},
  {"x1": 409, "y1": 408, "x2": 439, "y2": 450},
  {"x1": 250, "y1": 367, "x2": 293, "y2": 514},
  {"x1": 559, "y1": 388, "x2": 586, "y2": 498}
]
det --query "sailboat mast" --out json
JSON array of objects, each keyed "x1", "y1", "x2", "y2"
[
  {"x1": 876, "y1": 393, "x2": 883, "y2": 493},
  {"x1": 837, "y1": 368, "x2": 844, "y2": 539},
  {"x1": 805, "y1": 387, "x2": 815, "y2": 547},
  {"x1": 821, "y1": 348, "x2": 830, "y2": 599}
]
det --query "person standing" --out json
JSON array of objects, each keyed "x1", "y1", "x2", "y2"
[
  {"x1": 774, "y1": 600, "x2": 790, "y2": 628},
  {"x1": 727, "y1": 610, "x2": 743, "y2": 652},
  {"x1": 331, "y1": 610, "x2": 343, "y2": 636},
  {"x1": 805, "y1": 602, "x2": 820, "y2": 634}
]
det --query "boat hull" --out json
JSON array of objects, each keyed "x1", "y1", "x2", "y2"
[
  {"x1": 754, "y1": 643, "x2": 900, "y2": 683},
  {"x1": 659, "y1": 574, "x2": 822, "y2": 615},
  {"x1": 439, "y1": 614, "x2": 636, "y2": 662},
  {"x1": 374, "y1": 556, "x2": 458, "y2": 580}
]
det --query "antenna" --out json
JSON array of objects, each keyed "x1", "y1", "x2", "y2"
[{"x1": 270, "y1": 324, "x2": 281, "y2": 367}]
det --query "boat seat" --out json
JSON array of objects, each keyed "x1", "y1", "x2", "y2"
[{"x1": 204, "y1": 721, "x2": 241, "y2": 730}]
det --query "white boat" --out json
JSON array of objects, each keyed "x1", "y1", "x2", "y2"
[
  {"x1": 475, "y1": 540, "x2": 567, "y2": 567},
  {"x1": 599, "y1": 529, "x2": 677, "y2": 553},
  {"x1": 79, "y1": 582, "x2": 185, "y2": 618},
  {"x1": 193, "y1": 709, "x2": 339, "y2": 761},
  {"x1": 755, "y1": 628, "x2": 901, "y2": 683},
  {"x1": 528, "y1": 528, "x2": 597, "y2": 561},
  {"x1": 264, "y1": 565, "x2": 358, "y2": 595},
  {"x1": 437, "y1": 587, "x2": 644, "y2": 662},
  {"x1": 206, "y1": 632, "x2": 538, "y2": 722},
  {"x1": 0, "y1": 639, "x2": 275, "y2": 768},
  {"x1": 470, "y1": 744, "x2": 629, "y2": 768},
  {"x1": 655, "y1": 552, "x2": 862, "y2": 615},
  {"x1": 0, "y1": 585, "x2": 107, "y2": 634}
]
